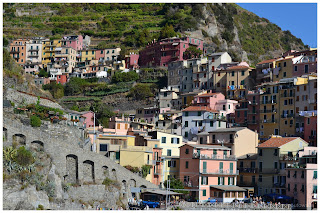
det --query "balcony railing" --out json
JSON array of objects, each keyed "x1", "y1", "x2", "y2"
[
  {"x1": 260, "y1": 119, "x2": 277, "y2": 124},
  {"x1": 280, "y1": 93, "x2": 295, "y2": 98},
  {"x1": 261, "y1": 100, "x2": 277, "y2": 104},
  {"x1": 281, "y1": 114, "x2": 295, "y2": 118},
  {"x1": 279, "y1": 154, "x2": 297, "y2": 161},
  {"x1": 260, "y1": 109, "x2": 277, "y2": 113},
  {"x1": 247, "y1": 120, "x2": 258, "y2": 124},
  {"x1": 193, "y1": 153, "x2": 236, "y2": 160},
  {"x1": 184, "y1": 181, "x2": 197, "y2": 188},
  {"x1": 259, "y1": 168, "x2": 279, "y2": 174},
  {"x1": 201, "y1": 169, "x2": 239, "y2": 175},
  {"x1": 248, "y1": 101, "x2": 258, "y2": 105},
  {"x1": 239, "y1": 167, "x2": 258, "y2": 173},
  {"x1": 211, "y1": 139, "x2": 234, "y2": 144}
]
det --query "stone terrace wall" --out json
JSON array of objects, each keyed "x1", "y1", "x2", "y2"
[
  {"x1": 5, "y1": 88, "x2": 63, "y2": 109},
  {"x1": 3, "y1": 113, "x2": 156, "y2": 199}
]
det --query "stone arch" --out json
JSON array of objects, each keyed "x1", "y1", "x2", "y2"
[
  {"x1": 140, "y1": 185, "x2": 147, "y2": 189},
  {"x1": 13, "y1": 133, "x2": 26, "y2": 146},
  {"x1": 102, "y1": 166, "x2": 109, "y2": 177},
  {"x1": 122, "y1": 180, "x2": 127, "y2": 197},
  {"x1": 129, "y1": 179, "x2": 136, "y2": 188},
  {"x1": 83, "y1": 160, "x2": 95, "y2": 183},
  {"x1": 111, "y1": 168, "x2": 117, "y2": 180},
  {"x1": 31, "y1": 140, "x2": 44, "y2": 151},
  {"x1": 3, "y1": 127, "x2": 7, "y2": 141},
  {"x1": 65, "y1": 154, "x2": 79, "y2": 184}
]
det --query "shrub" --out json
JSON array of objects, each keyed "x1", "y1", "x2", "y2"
[
  {"x1": 36, "y1": 204, "x2": 44, "y2": 210},
  {"x1": 15, "y1": 146, "x2": 35, "y2": 166},
  {"x1": 30, "y1": 115, "x2": 41, "y2": 127},
  {"x1": 141, "y1": 165, "x2": 152, "y2": 178}
]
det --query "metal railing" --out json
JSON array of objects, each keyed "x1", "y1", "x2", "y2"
[
  {"x1": 193, "y1": 153, "x2": 236, "y2": 160},
  {"x1": 260, "y1": 109, "x2": 277, "y2": 113},
  {"x1": 260, "y1": 119, "x2": 277, "y2": 124},
  {"x1": 280, "y1": 93, "x2": 295, "y2": 97},
  {"x1": 281, "y1": 114, "x2": 294, "y2": 118},
  {"x1": 239, "y1": 167, "x2": 258, "y2": 173},
  {"x1": 200, "y1": 169, "x2": 239, "y2": 175},
  {"x1": 178, "y1": 202, "x2": 292, "y2": 210},
  {"x1": 261, "y1": 100, "x2": 277, "y2": 104}
]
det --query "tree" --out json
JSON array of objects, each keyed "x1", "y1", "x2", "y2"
[
  {"x1": 64, "y1": 77, "x2": 87, "y2": 96},
  {"x1": 38, "y1": 68, "x2": 49, "y2": 78},
  {"x1": 183, "y1": 46, "x2": 203, "y2": 59},
  {"x1": 164, "y1": 177, "x2": 188, "y2": 194},
  {"x1": 159, "y1": 24, "x2": 177, "y2": 40},
  {"x1": 42, "y1": 82, "x2": 64, "y2": 99},
  {"x1": 111, "y1": 71, "x2": 139, "y2": 83},
  {"x1": 127, "y1": 83, "x2": 154, "y2": 101}
]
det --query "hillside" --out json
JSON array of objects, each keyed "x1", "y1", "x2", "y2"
[{"x1": 3, "y1": 3, "x2": 308, "y2": 65}]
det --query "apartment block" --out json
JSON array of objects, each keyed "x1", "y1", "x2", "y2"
[{"x1": 9, "y1": 38, "x2": 28, "y2": 65}]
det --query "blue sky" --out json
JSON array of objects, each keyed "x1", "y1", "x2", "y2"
[{"x1": 237, "y1": 3, "x2": 317, "y2": 48}]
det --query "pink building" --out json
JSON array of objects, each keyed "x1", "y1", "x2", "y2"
[
  {"x1": 61, "y1": 35, "x2": 83, "y2": 51},
  {"x1": 302, "y1": 112, "x2": 317, "y2": 147},
  {"x1": 292, "y1": 49, "x2": 317, "y2": 77},
  {"x1": 286, "y1": 147, "x2": 317, "y2": 210},
  {"x1": 139, "y1": 36, "x2": 204, "y2": 67},
  {"x1": 56, "y1": 73, "x2": 68, "y2": 85},
  {"x1": 125, "y1": 53, "x2": 139, "y2": 70},
  {"x1": 179, "y1": 144, "x2": 245, "y2": 202},
  {"x1": 192, "y1": 92, "x2": 238, "y2": 116},
  {"x1": 95, "y1": 49, "x2": 105, "y2": 61},
  {"x1": 81, "y1": 111, "x2": 94, "y2": 128}
]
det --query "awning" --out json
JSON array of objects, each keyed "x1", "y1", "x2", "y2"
[
  {"x1": 141, "y1": 189, "x2": 183, "y2": 195},
  {"x1": 210, "y1": 185, "x2": 247, "y2": 192}
]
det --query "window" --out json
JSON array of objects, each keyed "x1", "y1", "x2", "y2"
[
  {"x1": 228, "y1": 177, "x2": 234, "y2": 185},
  {"x1": 288, "y1": 184, "x2": 290, "y2": 191},
  {"x1": 241, "y1": 71, "x2": 245, "y2": 76},
  {"x1": 283, "y1": 72, "x2": 287, "y2": 78},
  {"x1": 296, "y1": 96, "x2": 299, "y2": 101},
  {"x1": 218, "y1": 177, "x2": 224, "y2": 185},
  {"x1": 274, "y1": 149, "x2": 278, "y2": 156},
  {"x1": 223, "y1": 105, "x2": 226, "y2": 110},
  {"x1": 284, "y1": 62, "x2": 287, "y2": 67},
  {"x1": 203, "y1": 189, "x2": 206, "y2": 196},
  {"x1": 185, "y1": 112, "x2": 189, "y2": 117},
  {"x1": 231, "y1": 81, "x2": 235, "y2": 85},
  {"x1": 301, "y1": 184, "x2": 305, "y2": 193},
  {"x1": 252, "y1": 176, "x2": 256, "y2": 184},
  {"x1": 100, "y1": 144, "x2": 108, "y2": 151},
  {"x1": 314, "y1": 171, "x2": 317, "y2": 179},
  {"x1": 168, "y1": 160, "x2": 176, "y2": 168},
  {"x1": 185, "y1": 132, "x2": 188, "y2": 138},
  {"x1": 210, "y1": 121, "x2": 214, "y2": 127},
  {"x1": 201, "y1": 176, "x2": 208, "y2": 185},
  {"x1": 284, "y1": 100, "x2": 288, "y2": 105},
  {"x1": 231, "y1": 71, "x2": 235, "y2": 76},
  {"x1": 241, "y1": 80, "x2": 245, "y2": 85},
  {"x1": 259, "y1": 149, "x2": 262, "y2": 156},
  {"x1": 274, "y1": 162, "x2": 278, "y2": 169},
  {"x1": 185, "y1": 121, "x2": 188, "y2": 127},
  {"x1": 185, "y1": 161, "x2": 189, "y2": 168},
  {"x1": 198, "y1": 111, "x2": 201, "y2": 116},
  {"x1": 167, "y1": 149, "x2": 171, "y2": 156},
  {"x1": 305, "y1": 65, "x2": 309, "y2": 73},
  {"x1": 313, "y1": 185, "x2": 317, "y2": 193},
  {"x1": 294, "y1": 66, "x2": 298, "y2": 71},
  {"x1": 259, "y1": 175, "x2": 262, "y2": 182},
  {"x1": 161, "y1": 137, "x2": 166, "y2": 144},
  {"x1": 212, "y1": 135, "x2": 216, "y2": 143},
  {"x1": 301, "y1": 171, "x2": 305, "y2": 178}
]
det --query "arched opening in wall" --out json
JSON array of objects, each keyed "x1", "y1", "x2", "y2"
[
  {"x1": 122, "y1": 180, "x2": 127, "y2": 197},
  {"x1": 66, "y1": 154, "x2": 79, "y2": 184},
  {"x1": 83, "y1": 160, "x2": 95, "y2": 183},
  {"x1": 111, "y1": 168, "x2": 117, "y2": 180},
  {"x1": 129, "y1": 179, "x2": 137, "y2": 198},
  {"x1": 12, "y1": 134, "x2": 26, "y2": 146},
  {"x1": 3, "y1": 127, "x2": 7, "y2": 141},
  {"x1": 102, "y1": 166, "x2": 109, "y2": 177},
  {"x1": 31, "y1": 140, "x2": 44, "y2": 151}
]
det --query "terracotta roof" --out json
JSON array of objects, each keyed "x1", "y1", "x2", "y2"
[
  {"x1": 226, "y1": 65, "x2": 250, "y2": 70},
  {"x1": 195, "y1": 92, "x2": 221, "y2": 97},
  {"x1": 257, "y1": 137, "x2": 302, "y2": 148},
  {"x1": 257, "y1": 58, "x2": 277, "y2": 65},
  {"x1": 182, "y1": 105, "x2": 218, "y2": 113}
]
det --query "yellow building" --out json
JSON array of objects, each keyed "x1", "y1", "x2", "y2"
[
  {"x1": 80, "y1": 49, "x2": 96, "y2": 62},
  {"x1": 148, "y1": 131, "x2": 183, "y2": 183},
  {"x1": 256, "y1": 136, "x2": 308, "y2": 196},
  {"x1": 237, "y1": 153, "x2": 258, "y2": 197},
  {"x1": 273, "y1": 55, "x2": 304, "y2": 82},
  {"x1": 42, "y1": 39, "x2": 62, "y2": 67},
  {"x1": 95, "y1": 134, "x2": 135, "y2": 163}
]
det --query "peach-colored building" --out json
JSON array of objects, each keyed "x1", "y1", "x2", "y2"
[
  {"x1": 286, "y1": 147, "x2": 317, "y2": 210},
  {"x1": 9, "y1": 38, "x2": 28, "y2": 65},
  {"x1": 179, "y1": 144, "x2": 246, "y2": 202}
]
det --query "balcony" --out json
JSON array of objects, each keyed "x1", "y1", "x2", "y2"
[
  {"x1": 281, "y1": 93, "x2": 295, "y2": 98},
  {"x1": 200, "y1": 169, "x2": 239, "y2": 175},
  {"x1": 239, "y1": 167, "x2": 258, "y2": 173},
  {"x1": 211, "y1": 139, "x2": 234, "y2": 145},
  {"x1": 193, "y1": 153, "x2": 236, "y2": 160},
  {"x1": 247, "y1": 120, "x2": 258, "y2": 124},
  {"x1": 261, "y1": 100, "x2": 277, "y2": 104},
  {"x1": 248, "y1": 101, "x2": 258, "y2": 105},
  {"x1": 260, "y1": 109, "x2": 277, "y2": 113},
  {"x1": 309, "y1": 135, "x2": 317, "y2": 140},
  {"x1": 308, "y1": 99, "x2": 317, "y2": 104},
  {"x1": 184, "y1": 181, "x2": 197, "y2": 188},
  {"x1": 273, "y1": 182, "x2": 286, "y2": 188},
  {"x1": 259, "y1": 168, "x2": 279, "y2": 174},
  {"x1": 260, "y1": 119, "x2": 277, "y2": 124},
  {"x1": 248, "y1": 111, "x2": 257, "y2": 114},
  {"x1": 281, "y1": 114, "x2": 295, "y2": 118},
  {"x1": 28, "y1": 49, "x2": 39, "y2": 52},
  {"x1": 279, "y1": 154, "x2": 296, "y2": 161},
  {"x1": 10, "y1": 50, "x2": 20, "y2": 53}
]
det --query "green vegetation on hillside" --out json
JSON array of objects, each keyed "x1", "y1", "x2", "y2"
[{"x1": 3, "y1": 3, "x2": 307, "y2": 64}]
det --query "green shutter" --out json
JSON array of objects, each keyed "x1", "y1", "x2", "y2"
[
  {"x1": 230, "y1": 163, "x2": 234, "y2": 173},
  {"x1": 201, "y1": 176, "x2": 203, "y2": 185},
  {"x1": 228, "y1": 177, "x2": 230, "y2": 185},
  {"x1": 219, "y1": 162, "x2": 223, "y2": 171},
  {"x1": 116, "y1": 152, "x2": 120, "y2": 160},
  {"x1": 218, "y1": 177, "x2": 220, "y2": 185},
  {"x1": 314, "y1": 171, "x2": 317, "y2": 179},
  {"x1": 222, "y1": 178, "x2": 225, "y2": 185},
  {"x1": 203, "y1": 189, "x2": 206, "y2": 196},
  {"x1": 203, "y1": 162, "x2": 207, "y2": 173}
]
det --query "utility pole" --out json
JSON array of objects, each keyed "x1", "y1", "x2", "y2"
[{"x1": 166, "y1": 178, "x2": 168, "y2": 209}]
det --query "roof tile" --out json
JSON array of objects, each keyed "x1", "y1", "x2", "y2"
[{"x1": 257, "y1": 137, "x2": 303, "y2": 148}]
